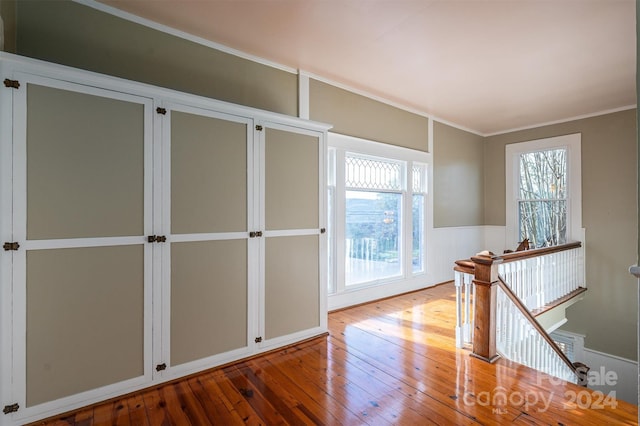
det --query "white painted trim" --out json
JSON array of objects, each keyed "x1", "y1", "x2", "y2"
[
  {"x1": 0, "y1": 60, "x2": 14, "y2": 419},
  {"x1": 169, "y1": 233, "x2": 251, "y2": 243},
  {"x1": 72, "y1": 0, "x2": 298, "y2": 74},
  {"x1": 164, "y1": 346, "x2": 253, "y2": 380},
  {"x1": 545, "y1": 318, "x2": 568, "y2": 334},
  {"x1": 21, "y1": 237, "x2": 147, "y2": 250},
  {"x1": 256, "y1": 122, "x2": 267, "y2": 347},
  {"x1": 13, "y1": 375, "x2": 151, "y2": 425},
  {"x1": 248, "y1": 116, "x2": 261, "y2": 355},
  {"x1": 317, "y1": 126, "x2": 329, "y2": 334},
  {"x1": 298, "y1": 73, "x2": 310, "y2": 120},
  {"x1": 486, "y1": 105, "x2": 637, "y2": 137},
  {"x1": 152, "y1": 98, "x2": 167, "y2": 382},
  {"x1": 425, "y1": 119, "x2": 436, "y2": 282},
  {"x1": 9, "y1": 68, "x2": 27, "y2": 421},
  {"x1": 334, "y1": 149, "x2": 346, "y2": 296},
  {"x1": 505, "y1": 133, "x2": 582, "y2": 247},
  {"x1": 262, "y1": 229, "x2": 320, "y2": 238},
  {"x1": 427, "y1": 116, "x2": 434, "y2": 154},
  {"x1": 142, "y1": 85, "x2": 155, "y2": 392},
  {"x1": 329, "y1": 276, "x2": 433, "y2": 312}
]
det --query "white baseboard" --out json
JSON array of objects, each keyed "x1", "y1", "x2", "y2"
[{"x1": 328, "y1": 275, "x2": 435, "y2": 311}]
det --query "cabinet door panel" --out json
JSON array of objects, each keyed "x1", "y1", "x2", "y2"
[
  {"x1": 26, "y1": 245, "x2": 144, "y2": 407},
  {"x1": 171, "y1": 111, "x2": 247, "y2": 234},
  {"x1": 171, "y1": 240, "x2": 248, "y2": 365},
  {"x1": 26, "y1": 84, "x2": 144, "y2": 240},
  {"x1": 265, "y1": 235, "x2": 319, "y2": 340},
  {"x1": 265, "y1": 128, "x2": 319, "y2": 230}
]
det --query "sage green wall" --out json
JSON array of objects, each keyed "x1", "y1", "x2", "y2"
[
  {"x1": 309, "y1": 79, "x2": 429, "y2": 152},
  {"x1": 433, "y1": 121, "x2": 484, "y2": 227},
  {"x1": 15, "y1": 0, "x2": 297, "y2": 116},
  {"x1": 8, "y1": 0, "x2": 637, "y2": 361},
  {"x1": 0, "y1": 0, "x2": 16, "y2": 53},
  {"x1": 484, "y1": 109, "x2": 638, "y2": 360}
]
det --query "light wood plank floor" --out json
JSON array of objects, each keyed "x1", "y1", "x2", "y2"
[{"x1": 33, "y1": 282, "x2": 637, "y2": 425}]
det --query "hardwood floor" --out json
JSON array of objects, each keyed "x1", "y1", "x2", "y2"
[{"x1": 33, "y1": 282, "x2": 637, "y2": 425}]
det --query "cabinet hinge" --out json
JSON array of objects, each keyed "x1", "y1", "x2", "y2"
[
  {"x1": 255, "y1": 336, "x2": 262, "y2": 343},
  {"x1": 147, "y1": 235, "x2": 167, "y2": 243},
  {"x1": 3, "y1": 403, "x2": 19, "y2": 414},
  {"x1": 3, "y1": 242, "x2": 19, "y2": 251},
  {"x1": 156, "y1": 107, "x2": 167, "y2": 115},
  {"x1": 255, "y1": 125, "x2": 263, "y2": 131},
  {"x1": 156, "y1": 363, "x2": 167, "y2": 372},
  {"x1": 3, "y1": 79, "x2": 19, "y2": 89},
  {"x1": 320, "y1": 228, "x2": 326, "y2": 234}
]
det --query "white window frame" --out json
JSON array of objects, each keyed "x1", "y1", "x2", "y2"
[
  {"x1": 505, "y1": 133, "x2": 582, "y2": 247},
  {"x1": 328, "y1": 132, "x2": 431, "y2": 310}
]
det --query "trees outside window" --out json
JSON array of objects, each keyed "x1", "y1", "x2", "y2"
[
  {"x1": 506, "y1": 134, "x2": 581, "y2": 249},
  {"x1": 518, "y1": 148, "x2": 567, "y2": 248}
]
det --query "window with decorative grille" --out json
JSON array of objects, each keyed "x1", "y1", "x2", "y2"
[{"x1": 327, "y1": 133, "x2": 430, "y2": 301}]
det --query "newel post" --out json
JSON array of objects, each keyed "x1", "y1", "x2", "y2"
[{"x1": 470, "y1": 254, "x2": 502, "y2": 363}]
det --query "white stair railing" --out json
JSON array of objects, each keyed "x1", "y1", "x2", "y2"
[
  {"x1": 498, "y1": 243, "x2": 584, "y2": 311},
  {"x1": 454, "y1": 242, "x2": 584, "y2": 348},
  {"x1": 454, "y1": 268, "x2": 474, "y2": 349},
  {"x1": 496, "y1": 276, "x2": 585, "y2": 385}
]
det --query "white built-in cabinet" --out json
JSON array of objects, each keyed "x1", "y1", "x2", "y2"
[{"x1": 0, "y1": 54, "x2": 329, "y2": 426}]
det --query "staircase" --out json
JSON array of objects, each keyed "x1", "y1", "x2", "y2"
[{"x1": 454, "y1": 242, "x2": 588, "y2": 384}]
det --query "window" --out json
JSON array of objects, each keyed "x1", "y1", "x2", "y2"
[
  {"x1": 345, "y1": 154, "x2": 404, "y2": 286},
  {"x1": 518, "y1": 148, "x2": 567, "y2": 247},
  {"x1": 327, "y1": 133, "x2": 431, "y2": 302},
  {"x1": 506, "y1": 134, "x2": 581, "y2": 248},
  {"x1": 412, "y1": 164, "x2": 427, "y2": 273}
]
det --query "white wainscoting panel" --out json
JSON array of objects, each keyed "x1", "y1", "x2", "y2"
[
  {"x1": 583, "y1": 348, "x2": 638, "y2": 405},
  {"x1": 428, "y1": 226, "x2": 486, "y2": 285}
]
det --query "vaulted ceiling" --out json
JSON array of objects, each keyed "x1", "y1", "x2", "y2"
[{"x1": 100, "y1": 0, "x2": 635, "y2": 135}]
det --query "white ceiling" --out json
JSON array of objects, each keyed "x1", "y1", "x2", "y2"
[{"x1": 99, "y1": 0, "x2": 636, "y2": 135}]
